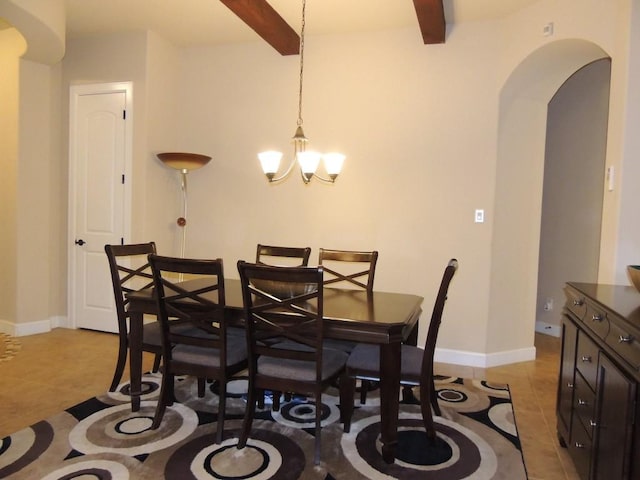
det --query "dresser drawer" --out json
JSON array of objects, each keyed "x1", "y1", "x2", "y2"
[
  {"x1": 565, "y1": 287, "x2": 587, "y2": 320},
  {"x1": 576, "y1": 331, "x2": 599, "y2": 390},
  {"x1": 569, "y1": 419, "x2": 592, "y2": 480},
  {"x1": 573, "y1": 372, "x2": 596, "y2": 438},
  {"x1": 606, "y1": 321, "x2": 640, "y2": 371},
  {"x1": 582, "y1": 302, "x2": 609, "y2": 340}
]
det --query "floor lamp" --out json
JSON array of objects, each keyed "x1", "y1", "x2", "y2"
[{"x1": 157, "y1": 152, "x2": 211, "y2": 258}]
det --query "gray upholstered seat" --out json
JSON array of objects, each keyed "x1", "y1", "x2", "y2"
[{"x1": 343, "y1": 343, "x2": 423, "y2": 384}]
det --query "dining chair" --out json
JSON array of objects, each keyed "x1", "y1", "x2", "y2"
[
  {"x1": 254, "y1": 243, "x2": 312, "y2": 408},
  {"x1": 236, "y1": 261, "x2": 349, "y2": 465},
  {"x1": 256, "y1": 244, "x2": 312, "y2": 267},
  {"x1": 342, "y1": 258, "x2": 458, "y2": 439},
  {"x1": 148, "y1": 254, "x2": 248, "y2": 443},
  {"x1": 319, "y1": 248, "x2": 379, "y2": 402},
  {"x1": 104, "y1": 242, "x2": 162, "y2": 392}
]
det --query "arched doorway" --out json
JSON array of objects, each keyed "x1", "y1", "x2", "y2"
[
  {"x1": 537, "y1": 59, "x2": 611, "y2": 335},
  {"x1": 487, "y1": 39, "x2": 610, "y2": 356}
]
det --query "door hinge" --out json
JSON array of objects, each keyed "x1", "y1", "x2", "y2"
[
  {"x1": 121, "y1": 237, "x2": 124, "y2": 245},
  {"x1": 121, "y1": 174, "x2": 125, "y2": 184},
  {"x1": 123, "y1": 110, "x2": 126, "y2": 120}
]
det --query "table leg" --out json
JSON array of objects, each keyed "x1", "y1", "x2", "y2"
[
  {"x1": 379, "y1": 341, "x2": 401, "y2": 463},
  {"x1": 128, "y1": 311, "x2": 143, "y2": 412}
]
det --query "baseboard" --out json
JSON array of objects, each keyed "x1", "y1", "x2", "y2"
[
  {"x1": 435, "y1": 345, "x2": 537, "y2": 368},
  {"x1": 0, "y1": 316, "x2": 70, "y2": 337},
  {"x1": 535, "y1": 321, "x2": 561, "y2": 337}
]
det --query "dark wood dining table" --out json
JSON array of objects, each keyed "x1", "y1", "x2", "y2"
[{"x1": 126, "y1": 278, "x2": 423, "y2": 463}]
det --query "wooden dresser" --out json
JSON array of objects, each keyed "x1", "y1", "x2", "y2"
[{"x1": 557, "y1": 282, "x2": 640, "y2": 480}]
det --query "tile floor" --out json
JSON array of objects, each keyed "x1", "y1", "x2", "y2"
[{"x1": 0, "y1": 328, "x2": 579, "y2": 479}]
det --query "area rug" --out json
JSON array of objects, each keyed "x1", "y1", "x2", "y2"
[{"x1": 0, "y1": 375, "x2": 527, "y2": 479}]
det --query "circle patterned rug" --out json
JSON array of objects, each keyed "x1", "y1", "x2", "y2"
[
  {"x1": 0, "y1": 333, "x2": 20, "y2": 363},
  {"x1": 0, "y1": 375, "x2": 527, "y2": 479}
]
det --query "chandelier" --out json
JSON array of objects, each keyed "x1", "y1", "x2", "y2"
[{"x1": 258, "y1": 0, "x2": 345, "y2": 184}]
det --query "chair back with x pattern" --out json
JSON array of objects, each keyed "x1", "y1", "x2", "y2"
[
  {"x1": 148, "y1": 255, "x2": 227, "y2": 355},
  {"x1": 106, "y1": 242, "x2": 157, "y2": 326},
  {"x1": 238, "y1": 261, "x2": 324, "y2": 378},
  {"x1": 318, "y1": 248, "x2": 378, "y2": 292},
  {"x1": 256, "y1": 244, "x2": 312, "y2": 267}
]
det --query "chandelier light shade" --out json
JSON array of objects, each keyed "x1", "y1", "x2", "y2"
[
  {"x1": 157, "y1": 152, "x2": 211, "y2": 257},
  {"x1": 259, "y1": 0, "x2": 345, "y2": 184}
]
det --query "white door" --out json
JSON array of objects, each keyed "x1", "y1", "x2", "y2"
[{"x1": 69, "y1": 83, "x2": 133, "y2": 332}]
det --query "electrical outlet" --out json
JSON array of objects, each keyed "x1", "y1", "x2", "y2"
[
  {"x1": 544, "y1": 298, "x2": 553, "y2": 311},
  {"x1": 475, "y1": 209, "x2": 484, "y2": 223}
]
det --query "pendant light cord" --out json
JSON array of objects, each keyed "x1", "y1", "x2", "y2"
[{"x1": 297, "y1": 0, "x2": 306, "y2": 128}]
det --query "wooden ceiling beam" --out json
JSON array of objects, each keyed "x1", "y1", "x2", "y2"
[
  {"x1": 219, "y1": 0, "x2": 300, "y2": 55},
  {"x1": 413, "y1": 0, "x2": 445, "y2": 44}
]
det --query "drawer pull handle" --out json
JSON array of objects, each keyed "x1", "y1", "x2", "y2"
[
  {"x1": 581, "y1": 355, "x2": 592, "y2": 362},
  {"x1": 592, "y1": 314, "x2": 603, "y2": 322},
  {"x1": 567, "y1": 382, "x2": 574, "y2": 389},
  {"x1": 578, "y1": 398, "x2": 588, "y2": 406},
  {"x1": 589, "y1": 420, "x2": 597, "y2": 427},
  {"x1": 619, "y1": 335, "x2": 633, "y2": 344},
  {"x1": 574, "y1": 442, "x2": 585, "y2": 448},
  {"x1": 573, "y1": 299, "x2": 584, "y2": 306}
]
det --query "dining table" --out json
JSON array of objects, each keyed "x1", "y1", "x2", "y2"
[{"x1": 126, "y1": 277, "x2": 423, "y2": 464}]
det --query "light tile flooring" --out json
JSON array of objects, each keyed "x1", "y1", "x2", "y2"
[{"x1": 0, "y1": 328, "x2": 579, "y2": 479}]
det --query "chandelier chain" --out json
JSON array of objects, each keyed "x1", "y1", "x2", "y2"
[{"x1": 297, "y1": 0, "x2": 306, "y2": 127}]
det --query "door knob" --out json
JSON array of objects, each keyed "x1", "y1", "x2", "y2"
[{"x1": 75, "y1": 239, "x2": 86, "y2": 246}]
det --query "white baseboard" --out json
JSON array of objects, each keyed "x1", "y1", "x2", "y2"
[
  {"x1": 435, "y1": 345, "x2": 537, "y2": 368},
  {"x1": 0, "y1": 316, "x2": 70, "y2": 337},
  {"x1": 535, "y1": 321, "x2": 561, "y2": 337}
]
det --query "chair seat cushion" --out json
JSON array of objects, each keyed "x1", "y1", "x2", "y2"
[
  {"x1": 323, "y1": 338, "x2": 357, "y2": 353},
  {"x1": 172, "y1": 332, "x2": 247, "y2": 368},
  {"x1": 258, "y1": 348, "x2": 348, "y2": 382},
  {"x1": 346, "y1": 343, "x2": 423, "y2": 385},
  {"x1": 139, "y1": 320, "x2": 203, "y2": 347}
]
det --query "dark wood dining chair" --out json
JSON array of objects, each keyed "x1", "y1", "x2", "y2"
[
  {"x1": 105, "y1": 242, "x2": 162, "y2": 392},
  {"x1": 256, "y1": 244, "x2": 311, "y2": 267},
  {"x1": 319, "y1": 248, "x2": 379, "y2": 402},
  {"x1": 236, "y1": 261, "x2": 349, "y2": 465},
  {"x1": 255, "y1": 244, "x2": 312, "y2": 408},
  {"x1": 342, "y1": 258, "x2": 458, "y2": 439},
  {"x1": 148, "y1": 254, "x2": 248, "y2": 443}
]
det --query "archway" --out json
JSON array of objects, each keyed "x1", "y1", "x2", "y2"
[{"x1": 487, "y1": 39, "x2": 609, "y2": 356}]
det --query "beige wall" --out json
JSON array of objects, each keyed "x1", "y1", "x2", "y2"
[
  {"x1": 3, "y1": 0, "x2": 640, "y2": 366},
  {"x1": 0, "y1": 28, "x2": 25, "y2": 328}
]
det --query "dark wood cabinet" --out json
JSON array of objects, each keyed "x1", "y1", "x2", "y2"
[{"x1": 557, "y1": 283, "x2": 640, "y2": 480}]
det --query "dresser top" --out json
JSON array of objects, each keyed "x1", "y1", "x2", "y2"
[{"x1": 568, "y1": 282, "x2": 640, "y2": 327}]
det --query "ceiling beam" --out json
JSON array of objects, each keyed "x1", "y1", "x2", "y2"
[
  {"x1": 413, "y1": 0, "x2": 445, "y2": 44},
  {"x1": 219, "y1": 0, "x2": 300, "y2": 55}
]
